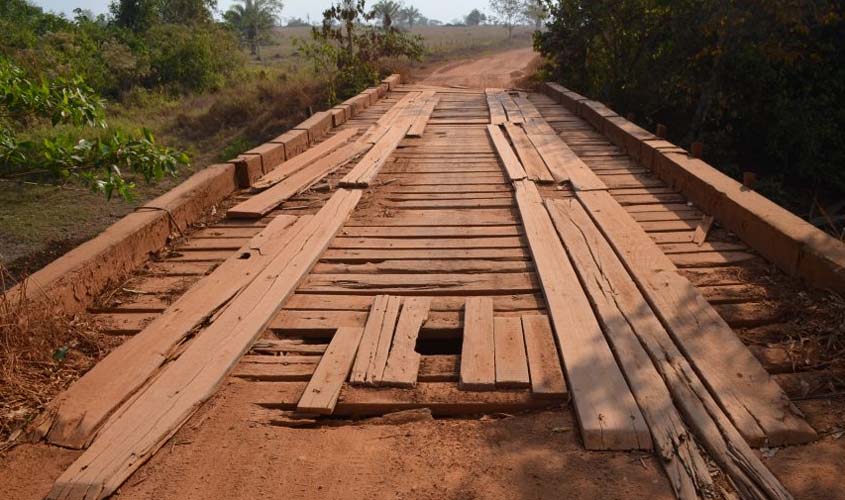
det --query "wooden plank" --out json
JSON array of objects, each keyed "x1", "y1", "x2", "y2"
[
  {"x1": 285, "y1": 293, "x2": 544, "y2": 313},
  {"x1": 252, "y1": 128, "x2": 359, "y2": 190},
  {"x1": 503, "y1": 122, "x2": 554, "y2": 183},
  {"x1": 493, "y1": 316, "x2": 530, "y2": 388},
  {"x1": 514, "y1": 179, "x2": 649, "y2": 450},
  {"x1": 330, "y1": 236, "x2": 524, "y2": 250},
  {"x1": 547, "y1": 196, "x2": 792, "y2": 500},
  {"x1": 296, "y1": 326, "x2": 365, "y2": 414},
  {"x1": 340, "y1": 122, "x2": 412, "y2": 188},
  {"x1": 485, "y1": 88, "x2": 507, "y2": 125},
  {"x1": 693, "y1": 215, "x2": 715, "y2": 245},
  {"x1": 380, "y1": 297, "x2": 431, "y2": 387},
  {"x1": 48, "y1": 189, "x2": 363, "y2": 500},
  {"x1": 459, "y1": 297, "x2": 495, "y2": 390},
  {"x1": 520, "y1": 315, "x2": 566, "y2": 398},
  {"x1": 300, "y1": 273, "x2": 539, "y2": 295},
  {"x1": 366, "y1": 296, "x2": 402, "y2": 385},
  {"x1": 228, "y1": 141, "x2": 367, "y2": 218},
  {"x1": 33, "y1": 214, "x2": 300, "y2": 449},
  {"x1": 407, "y1": 95, "x2": 440, "y2": 137},
  {"x1": 349, "y1": 295, "x2": 388, "y2": 385},
  {"x1": 486, "y1": 124, "x2": 527, "y2": 181},
  {"x1": 524, "y1": 132, "x2": 570, "y2": 183},
  {"x1": 577, "y1": 189, "x2": 815, "y2": 447}
]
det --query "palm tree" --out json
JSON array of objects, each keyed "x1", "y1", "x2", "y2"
[
  {"x1": 224, "y1": 0, "x2": 284, "y2": 59},
  {"x1": 400, "y1": 5, "x2": 421, "y2": 29},
  {"x1": 371, "y1": 0, "x2": 402, "y2": 29}
]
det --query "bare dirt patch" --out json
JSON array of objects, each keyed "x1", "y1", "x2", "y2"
[{"x1": 417, "y1": 47, "x2": 539, "y2": 89}]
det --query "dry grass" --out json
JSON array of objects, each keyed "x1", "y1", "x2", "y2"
[{"x1": 0, "y1": 268, "x2": 119, "y2": 442}]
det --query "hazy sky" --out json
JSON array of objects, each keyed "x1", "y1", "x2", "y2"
[{"x1": 29, "y1": 0, "x2": 492, "y2": 24}]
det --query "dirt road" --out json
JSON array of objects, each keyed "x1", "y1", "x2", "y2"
[{"x1": 420, "y1": 47, "x2": 538, "y2": 88}]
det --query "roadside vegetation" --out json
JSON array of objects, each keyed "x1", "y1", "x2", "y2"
[{"x1": 535, "y1": 0, "x2": 845, "y2": 229}]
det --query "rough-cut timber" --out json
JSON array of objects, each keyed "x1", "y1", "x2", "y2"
[
  {"x1": 459, "y1": 297, "x2": 496, "y2": 390},
  {"x1": 486, "y1": 124, "x2": 527, "y2": 180},
  {"x1": 341, "y1": 122, "x2": 412, "y2": 188},
  {"x1": 228, "y1": 141, "x2": 367, "y2": 218},
  {"x1": 548, "y1": 197, "x2": 793, "y2": 500},
  {"x1": 493, "y1": 316, "x2": 530, "y2": 388},
  {"x1": 513, "y1": 179, "x2": 650, "y2": 450},
  {"x1": 296, "y1": 327, "x2": 365, "y2": 414},
  {"x1": 381, "y1": 297, "x2": 431, "y2": 387},
  {"x1": 349, "y1": 295, "x2": 390, "y2": 385},
  {"x1": 520, "y1": 315, "x2": 567, "y2": 398},
  {"x1": 503, "y1": 122, "x2": 554, "y2": 183},
  {"x1": 366, "y1": 295, "x2": 403, "y2": 385},
  {"x1": 28, "y1": 215, "x2": 299, "y2": 449},
  {"x1": 578, "y1": 189, "x2": 815, "y2": 447},
  {"x1": 48, "y1": 189, "x2": 362, "y2": 500}
]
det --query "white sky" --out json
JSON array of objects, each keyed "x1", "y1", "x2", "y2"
[{"x1": 29, "y1": 0, "x2": 493, "y2": 24}]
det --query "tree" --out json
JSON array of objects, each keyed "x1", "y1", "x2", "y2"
[
  {"x1": 522, "y1": 0, "x2": 546, "y2": 29},
  {"x1": 489, "y1": 0, "x2": 523, "y2": 40},
  {"x1": 370, "y1": 0, "x2": 402, "y2": 28},
  {"x1": 223, "y1": 0, "x2": 284, "y2": 58},
  {"x1": 109, "y1": 0, "x2": 216, "y2": 31},
  {"x1": 399, "y1": 5, "x2": 422, "y2": 29},
  {"x1": 464, "y1": 8, "x2": 487, "y2": 26}
]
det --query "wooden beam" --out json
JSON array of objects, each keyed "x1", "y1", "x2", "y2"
[
  {"x1": 349, "y1": 295, "x2": 388, "y2": 385},
  {"x1": 31, "y1": 214, "x2": 299, "y2": 449},
  {"x1": 520, "y1": 315, "x2": 567, "y2": 398},
  {"x1": 296, "y1": 326, "x2": 365, "y2": 414},
  {"x1": 48, "y1": 189, "x2": 363, "y2": 500},
  {"x1": 493, "y1": 316, "x2": 530, "y2": 388},
  {"x1": 366, "y1": 296, "x2": 403, "y2": 385},
  {"x1": 577, "y1": 189, "x2": 815, "y2": 447},
  {"x1": 486, "y1": 124, "x2": 527, "y2": 181},
  {"x1": 252, "y1": 128, "x2": 358, "y2": 190},
  {"x1": 459, "y1": 297, "x2": 496, "y2": 390},
  {"x1": 503, "y1": 122, "x2": 554, "y2": 184},
  {"x1": 340, "y1": 122, "x2": 412, "y2": 188},
  {"x1": 514, "y1": 179, "x2": 650, "y2": 450},
  {"x1": 380, "y1": 297, "x2": 431, "y2": 387}
]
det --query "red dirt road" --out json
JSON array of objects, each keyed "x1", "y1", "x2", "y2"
[{"x1": 420, "y1": 47, "x2": 538, "y2": 89}]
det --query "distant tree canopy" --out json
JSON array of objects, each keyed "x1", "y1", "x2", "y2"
[
  {"x1": 535, "y1": 0, "x2": 845, "y2": 210},
  {"x1": 223, "y1": 0, "x2": 284, "y2": 58},
  {"x1": 464, "y1": 9, "x2": 487, "y2": 26},
  {"x1": 489, "y1": 0, "x2": 524, "y2": 39}
]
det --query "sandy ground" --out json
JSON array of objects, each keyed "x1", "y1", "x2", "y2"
[
  {"x1": 419, "y1": 47, "x2": 538, "y2": 89},
  {"x1": 2, "y1": 49, "x2": 844, "y2": 500}
]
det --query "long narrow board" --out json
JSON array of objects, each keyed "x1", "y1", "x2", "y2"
[
  {"x1": 459, "y1": 297, "x2": 496, "y2": 390},
  {"x1": 49, "y1": 189, "x2": 363, "y2": 500},
  {"x1": 485, "y1": 88, "x2": 507, "y2": 125},
  {"x1": 229, "y1": 141, "x2": 368, "y2": 218},
  {"x1": 546, "y1": 198, "x2": 711, "y2": 498},
  {"x1": 520, "y1": 315, "x2": 567, "y2": 398},
  {"x1": 340, "y1": 122, "x2": 412, "y2": 188},
  {"x1": 252, "y1": 128, "x2": 359, "y2": 190},
  {"x1": 503, "y1": 122, "x2": 554, "y2": 184},
  {"x1": 380, "y1": 297, "x2": 431, "y2": 387},
  {"x1": 366, "y1": 296, "x2": 403, "y2": 385},
  {"x1": 577, "y1": 189, "x2": 816, "y2": 447},
  {"x1": 486, "y1": 124, "x2": 527, "y2": 181},
  {"x1": 31, "y1": 214, "x2": 299, "y2": 449},
  {"x1": 547, "y1": 197, "x2": 793, "y2": 500},
  {"x1": 349, "y1": 295, "x2": 389, "y2": 385},
  {"x1": 513, "y1": 179, "x2": 650, "y2": 450},
  {"x1": 493, "y1": 316, "x2": 530, "y2": 388},
  {"x1": 407, "y1": 95, "x2": 441, "y2": 137},
  {"x1": 297, "y1": 326, "x2": 365, "y2": 414}
]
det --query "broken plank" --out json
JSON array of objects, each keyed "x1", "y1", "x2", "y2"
[
  {"x1": 296, "y1": 326, "x2": 365, "y2": 414},
  {"x1": 504, "y1": 122, "x2": 554, "y2": 183},
  {"x1": 493, "y1": 316, "x2": 529, "y2": 388},
  {"x1": 380, "y1": 297, "x2": 431, "y2": 387},
  {"x1": 349, "y1": 295, "x2": 389, "y2": 385},
  {"x1": 340, "y1": 122, "x2": 412, "y2": 188},
  {"x1": 514, "y1": 179, "x2": 649, "y2": 450},
  {"x1": 407, "y1": 95, "x2": 440, "y2": 137},
  {"x1": 367, "y1": 296, "x2": 403, "y2": 385}
]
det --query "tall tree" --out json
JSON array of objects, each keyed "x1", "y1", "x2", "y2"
[
  {"x1": 489, "y1": 0, "x2": 523, "y2": 40},
  {"x1": 464, "y1": 8, "x2": 487, "y2": 26},
  {"x1": 370, "y1": 0, "x2": 402, "y2": 28},
  {"x1": 399, "y1": 5, "x2": 422, "y2": 29},
  {"x1": 223, "y1": 0, "x2": 284, "y2": 58},
  {"x1": 110, "y1": 0, "x2": 216, "y2": 30}
]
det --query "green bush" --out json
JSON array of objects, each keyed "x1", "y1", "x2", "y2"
[{"x1": 143, "y1": 23, "x2": 242, "y2": 93}]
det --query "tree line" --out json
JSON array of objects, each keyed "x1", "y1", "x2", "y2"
[{"x1": 535, "y1": 0, "x2": 845, "y2": 215}]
